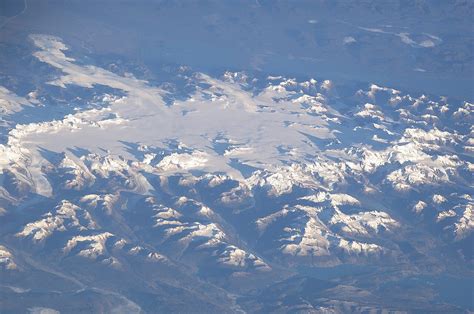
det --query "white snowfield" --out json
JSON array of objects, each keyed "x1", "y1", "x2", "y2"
[{"x1": 0, "y1": 34, "x2": 472, "y2": 280}]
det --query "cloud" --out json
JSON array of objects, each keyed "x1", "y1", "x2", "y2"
[{"x1": 343, "y1": 36, "x2": 357, "y2": 44}]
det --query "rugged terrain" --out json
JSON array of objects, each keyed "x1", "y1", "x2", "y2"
[{"x1": 0, "y1": 33, "x2": 472, "y2": 312}]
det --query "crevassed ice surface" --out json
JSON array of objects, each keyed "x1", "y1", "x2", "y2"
[{"x1": 0, "y1": 1, "x2": 473, "y2": 313}]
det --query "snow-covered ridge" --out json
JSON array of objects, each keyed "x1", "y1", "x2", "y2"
[
  {"x1": 0, "y1": 245, "x2": 18, "y2": 270},
  {"x1": 16, "y1": 200, "x2": 97, "y2": 243},
  {"x1": 0, "y1": 86, "x2": 36, "y2": 117},
  {"x1": 254, "y1": 190, "x2": 400, "y2": 265}
]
